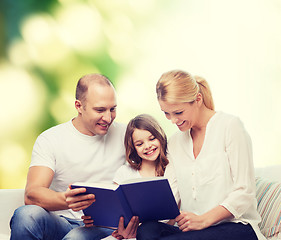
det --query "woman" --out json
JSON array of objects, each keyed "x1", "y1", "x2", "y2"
[{"x1": 137, "y1": 70, "x2": 265, "y2": 240}]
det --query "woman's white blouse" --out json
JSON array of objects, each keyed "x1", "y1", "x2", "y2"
[{"x1": 167, "y1": 111, "x2": 265, "y2": 240}]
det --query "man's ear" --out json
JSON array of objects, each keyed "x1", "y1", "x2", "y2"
[{"x1": 75, "y1": 100, "x2": 83, "y2": 114}]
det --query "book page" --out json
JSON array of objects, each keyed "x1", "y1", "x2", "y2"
[
  {"x1": 71, "y1": 182, "x2": 119, "y2": 190},
  {"x1": 121, "y1": 176, "x2": 167, "y2": 185}
]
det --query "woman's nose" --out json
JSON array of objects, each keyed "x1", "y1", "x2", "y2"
[{"x1": 170, "y1": 115, "x2": 178, "y2": 124}]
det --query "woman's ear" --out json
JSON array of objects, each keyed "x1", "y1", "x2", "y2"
[{"x1": 196, "y1": 93, "x2": 203, "y2": 102}]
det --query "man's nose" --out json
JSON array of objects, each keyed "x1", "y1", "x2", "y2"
[{"x1": 102, "y1": 111, "x2": 112, "y2": 123}]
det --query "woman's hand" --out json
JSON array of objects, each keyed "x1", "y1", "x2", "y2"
[
  {"x1": 82, "y1": 215, "x2": 94, "y2": 227},
  {"x1": 175, "y1": 211, "x2": 207, "y2": 232},
  {"x1": 176, "y1": 206, "x2": 233, "y2": 232},
  {"x1": 65, "y1": 186, "x2": 95, "y2": 212}
]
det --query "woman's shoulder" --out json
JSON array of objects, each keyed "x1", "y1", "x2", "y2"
[{"x1": 213, "y1": 111, "x2": 244, "y2": 128}]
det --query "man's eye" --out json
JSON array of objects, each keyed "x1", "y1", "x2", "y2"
[{"x1": 111, "y1": 108, "x2": 116, "y2": 112}]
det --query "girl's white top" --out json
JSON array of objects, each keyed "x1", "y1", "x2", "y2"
[{"x1": 113, "y1": 163, "x2": 180, "y2": 206}]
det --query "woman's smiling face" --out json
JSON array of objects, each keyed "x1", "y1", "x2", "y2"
[{"x1": 158, "y1": 100, "x2": 199, "y2": 132}]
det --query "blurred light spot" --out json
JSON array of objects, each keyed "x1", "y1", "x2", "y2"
[
  {"x1": 56, "y1": 3, "x2": 103, "y2": 53},
  {"x1": 50, "y1": 90, "x2": 76, "y2": 123},
  {"x1": 104, "y1": 14, "x2": 134, "y2": 62},
  {"x1": 8, "y1": 40, "x2": 32, "y2": 67},
  {"x1": 0, "y1": 66, "x2": 46, "y2": 137},
  {"x1": 21, "y1": 14, "x2": 69, "y2": 69},
  {"x1": 128, "y1": 0, "x2": 157, "y2": 12},
  {"x1": 0, "y1": 143, "x2": 26, "y2": 174}
]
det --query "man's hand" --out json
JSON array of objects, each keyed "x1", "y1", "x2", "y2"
[
  {"x1": 65, "y1": 186, "x2": 95, "y2": 212},
  {"x1": 111, "y1": 216, "x2": 139, "y2": 239}
]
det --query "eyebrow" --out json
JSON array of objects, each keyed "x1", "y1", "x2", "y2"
[
  {"x1": 162, "y1": 109, "x2": 184, "y2": 113},
  {"x1": 93, "y1": 105, "x2": 117, "y2": 110},
  {"x1": 133, "y1": 134, "x2": 154, "y2": 144}
]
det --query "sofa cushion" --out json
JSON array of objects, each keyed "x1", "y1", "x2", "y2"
[{"x1": 256, "y1": 177, "x2": 281, "y2": 238}]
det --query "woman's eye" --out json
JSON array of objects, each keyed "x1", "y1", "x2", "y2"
[{"x1": 175, "y1": 111, "x2": 183, "y2": 115}]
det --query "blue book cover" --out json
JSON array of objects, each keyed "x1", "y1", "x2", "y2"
[{"x1": 71, "y1": 177, "x2": 179, "y2": 228}]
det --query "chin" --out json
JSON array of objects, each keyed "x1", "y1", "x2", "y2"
[{"x1": 178, "y1": 125, "x2": 190, "y2": 132}]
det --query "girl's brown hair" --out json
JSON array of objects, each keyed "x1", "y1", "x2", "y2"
[{"x1": 124, "y1": 114, "x2": 169, "y2": 176}]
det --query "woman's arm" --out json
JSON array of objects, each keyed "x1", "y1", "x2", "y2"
[{"x1": 176, "y1": 205, "x2": 233, "y2": 232}]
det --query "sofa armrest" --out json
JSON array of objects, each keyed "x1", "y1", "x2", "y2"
[{"x1": 0, "y1": 189, "x2": 24, "y2": 236}]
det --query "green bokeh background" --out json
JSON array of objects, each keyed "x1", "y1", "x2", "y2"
[{"x1": 1, "y1": 0, "x2": 281, "y2": 189}]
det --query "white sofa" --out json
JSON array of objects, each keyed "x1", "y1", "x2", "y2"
[{"x1": 0, "y1": 165, "x2": 280, "y2": 240}]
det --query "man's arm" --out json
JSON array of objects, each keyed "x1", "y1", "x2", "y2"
[
  {"x1": 25, "y1": 166, "x2": 69, "y2": 211},
  {"x1": 25, "y1": 166, "x2": 96, "y2": 212}
]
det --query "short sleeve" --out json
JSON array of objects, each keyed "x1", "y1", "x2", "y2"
[{"x1": 30, "y1": 134, "x2": 56, "y2": 171}]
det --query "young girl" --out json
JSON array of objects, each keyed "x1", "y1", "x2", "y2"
[{"x1": 83, "y1": 114, "x2": 179, "y2": 239}]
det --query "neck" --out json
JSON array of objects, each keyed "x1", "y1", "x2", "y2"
[
  {"x1": 139, "y1": 160, "x2": 157, "y2": 177},
  {"x1": 72, "y1": 116, "x2": 94, "y2": 136},
  {"x1": 192, "y1": 106, "x2": 215, "y2": 132}
]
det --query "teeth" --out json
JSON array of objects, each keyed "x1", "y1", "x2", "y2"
[
  {"x1": 146, "y1": 149, "x2": 155, "y2": 155},
  {"x1": 177, "y1": 121, "x2": 184, "y2": 126}
]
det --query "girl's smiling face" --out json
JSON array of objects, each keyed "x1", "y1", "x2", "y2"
[{"x1": 132, "y1": 129, "x2": 161, "y2": 163}]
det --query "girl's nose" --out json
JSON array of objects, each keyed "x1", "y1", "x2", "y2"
[{"x1": 144, "y1": 141, "x2": 151, "y2": 149}]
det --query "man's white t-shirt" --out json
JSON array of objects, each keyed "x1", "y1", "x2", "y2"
[
  {"x1": 30, "y1": 120, "x2": 126, "y2": 220},
  {"x1": 168, "y1": 111, "x2": 266, "y2": 240}
]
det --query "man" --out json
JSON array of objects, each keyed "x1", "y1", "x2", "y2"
[{"x1": 10, "y1": 74, "x2": 137, "y2": 240}]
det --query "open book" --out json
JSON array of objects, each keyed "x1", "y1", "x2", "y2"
[{"x1": 71, "y1": 177, "x2": 180, "y2": 228}]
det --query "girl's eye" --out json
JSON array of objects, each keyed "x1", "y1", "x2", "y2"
[
  {"x1": 135, "y1": 143, "x2": 142, "y2": 147},
  {"x1": 150, "y1": 136, "x2": 156, "y2": 141}
]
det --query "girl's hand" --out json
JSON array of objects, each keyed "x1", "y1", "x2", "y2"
[
  {"x1": 111, "y1": 230, "x2": 124, "y2": 239},
  {"x1": 113, "y1": 216, "x2": 139, "y2": 239},
  {"x1": 81, "y1": 215, "x2": 94, "y2": 227},
  {"x1": 175, "y1": 211, "x2": 207, "y2": 232}
]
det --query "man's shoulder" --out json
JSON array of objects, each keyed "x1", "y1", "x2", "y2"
[
  {"x1": 108, "y1": 121, "x2": 126, "y2": 135},
  {"x1": 38, "y1": 120, "x2": 72, "y2": 138}
]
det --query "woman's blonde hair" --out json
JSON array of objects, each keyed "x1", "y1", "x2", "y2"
[
  {"x1": 124, "y1": 114, "x2": 169, "y2": 177},
  {"x1": 156, "y1": 70, "x2": 214, "y2": 110}
]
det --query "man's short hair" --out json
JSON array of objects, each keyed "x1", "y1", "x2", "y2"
[{"x1": 75, "y1": 73, "x2": 113, "y2": 103}]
